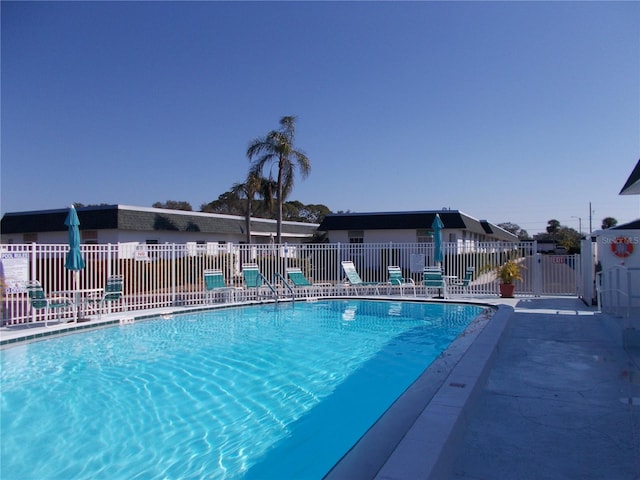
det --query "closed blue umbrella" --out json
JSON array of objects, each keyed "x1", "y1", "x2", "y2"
[
  {"x1": 432, "y1": 213, "x2": 444, "y2": 266},
  {"x1": 64, "y1": 205, "x2": 85, "y2": 271},
  {"x1": 65, "y1": 205, "x2": 85, "y2": 322}
]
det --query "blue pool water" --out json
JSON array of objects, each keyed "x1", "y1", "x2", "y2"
[{"x1": 0, "y1": 300, "x2": 484, "y2": 479}]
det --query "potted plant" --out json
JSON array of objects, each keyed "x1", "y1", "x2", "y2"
[{"x1": 496, "y1": 259, "x2": 524, "y2": 298}]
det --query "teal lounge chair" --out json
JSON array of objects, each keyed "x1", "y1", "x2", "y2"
[
  {"x1": 341, "y1": 261, "x2": 381, "y2": 295},
  {"x1": 85, "y1": 275, "x2": 126, "y2": 319},
  {"x1": 242, "y1": 263, "x2": 277, "y2": 300},
  {"x1": 26, "y1": 280, "x2": 72, "y2": 326},
  {"x1": 286, "y1": 267, "x2": 332, "y2": 297},
  {"x1": 387, "y1": 266, "x2": 416, "y2": 296},
  {"x1": 423, "y1": 266, "x2": 447, "y2": 298},
  {"x1": 204, "y1": 269, "x2": 238, "y2": 303},
  {"x1": 450, "y1": 267, "x2": 474, "y2": 294}
]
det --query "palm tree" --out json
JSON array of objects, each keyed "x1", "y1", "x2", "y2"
[
  {"x1": 247, "y1": 116, "x2": 311, "y2": 243},
  {"x1": 546, "y1": 219, "x2": 561, "y2": 242},
  {"x1": 231, "y1": 172, "x2": 274, "y2": 244}
]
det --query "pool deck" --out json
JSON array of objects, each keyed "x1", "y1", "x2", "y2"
[
  {"x1": 450, "y1": 297, "x2": 640, "y2": 480},
  {"x1": 2, "y1": 296, "x2": 639, "y2": 479}
]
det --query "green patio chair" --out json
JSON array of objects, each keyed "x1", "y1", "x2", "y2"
[
  {"x1": 423, "y1": 266, "x2": 448, "y2": 298},
  {"x1": 341, "y1": 261, "x2": 381, "y2": 295},
  {"x1": 387, "y1": 266, "x2": 416, "y2": 296},
  {"x1": 26, "y1": 280, "x2": 72, "y2": 326},
  {"x1": 204, "y1": 269, "x2": 238, "y2": 303},
  {"x1": 450, "y1": 267, "x2": 474, "y2": 294},
  {"x1": 286, "y1": 267, "x2": 332, "y2": 297},
  {"x1": 242, "y1": 263, "x2": 277, "y2": 300},
  {"x1": 85, "y1": 275, "x2": 126, "y2": 319}
]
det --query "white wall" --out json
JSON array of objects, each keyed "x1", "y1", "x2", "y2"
[
  {"x1": 597, "y1": 229, "x2": 640, "y2": 270},
  {"x1": 326, "y1": 229, "x2": 468, "y2": 244},
  {"x1": 363, "y1": 230, "x2": 417, "y2": 243}
]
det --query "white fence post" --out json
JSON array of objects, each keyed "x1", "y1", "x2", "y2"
[
  {"x1": 171, "y1": 243, "x2": 177, "y2": 306},
  {"x1": 533, "y1": 253, "x2": 542, "y2": 297}
]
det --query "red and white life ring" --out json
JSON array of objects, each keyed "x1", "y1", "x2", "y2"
[{"x1": 610, "y1": 237, "x2": 634, "y2": 258}]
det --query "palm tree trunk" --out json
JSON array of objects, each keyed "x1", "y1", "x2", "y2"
[
  {"x1": 245, "y1": 197, "x2": 252, "y2": 244},
  {"x1": 277, "y1": 158, "x2": 284, "y2": 243}
]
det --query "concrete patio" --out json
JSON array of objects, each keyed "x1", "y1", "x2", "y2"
[{"x1": 450, "y1": 296, "x2": 640, "y2": 479}]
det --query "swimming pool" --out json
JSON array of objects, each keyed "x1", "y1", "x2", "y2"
[{"x1": 0, "y1": 299, "x2": 485, "y2": 479}]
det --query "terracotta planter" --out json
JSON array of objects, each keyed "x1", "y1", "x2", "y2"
[{"x1": 499, "y1": 283, "x2": 515, "y2": 298}]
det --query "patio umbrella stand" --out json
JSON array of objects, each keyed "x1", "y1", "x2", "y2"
[{"x1": 64, "y1": 205, "x2": 86, "y2": 322}]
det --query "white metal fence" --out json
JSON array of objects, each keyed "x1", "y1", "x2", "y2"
[
  {"x1": 1, "y1": 241, "x2": 581, "y2": 326},
  {"x1": 597, "y1": 266, "x2": 640, "y2": 317}
]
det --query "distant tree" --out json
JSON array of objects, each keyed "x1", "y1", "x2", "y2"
[
  {"x1": 601, "y1": 217, "x2": 618, "y2": 229},
  {"x1": 546, "y1": 219, "x2": 561, "y2": 240},
  {"x1": 532, "y1": 232, "x2": 551, "y2": 241},
  {"x1": 308, "y1": 230, "x2": 329, "y2": 243},
  {"x1": 72, "y1": 203, "x2": 110, "y2": 208},
  {"x1": 201, "y1": 193, "x2": 328, "y2": 226},
  {"x1": 282, "y1": 201, "x2": 331, "y2": 224},
  {"x1": 153, "y1": 200, "x2": 192, "y2": 211},
  {"x1": 497, "y1": 222, "x2": 530, "y2": 240},
  {"x1": 247, "y1": 115, "x2": 311, "y2": 243},
  {"x1": 534, "y1": 223, "x2": 582, "y2": 253},
  {"x1": 299, "y1": 203, "x2": 331, "y2": 224},
  {"x1": 201, "y1": 192, "x2": 243, "y2": 215},
  {"x1": 556, "y1": 227, "x2": 582, "y2": 253}
]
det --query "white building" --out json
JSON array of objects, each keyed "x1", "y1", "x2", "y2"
[
  {"x1": 0, "y1": 204, "x2": 319, "y2": 245},
  {"x1": 317, "y1": 210, "x2": 518, "y2": 245}
]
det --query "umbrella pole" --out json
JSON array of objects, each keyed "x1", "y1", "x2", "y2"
[{"x1": 73, "y1": 271, "x2": 79, "y2": 323}]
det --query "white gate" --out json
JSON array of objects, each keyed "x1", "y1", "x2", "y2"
[{"x1": 536, "y1": 253, "x2": 581, "y2": 296}]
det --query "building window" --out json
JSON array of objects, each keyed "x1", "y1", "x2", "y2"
[
  {"x1": 23, "y1": 233, "x2": 37, "y2": 243},
  {"x1": 416, "y1": 229, "x2": 433, "y2": 243},
  {"x1": 146, "y1": 240, "x2": 159, "y2": 245},
  {"x1": 348, "y1": 230, "x2": 364, "y2": 244}
]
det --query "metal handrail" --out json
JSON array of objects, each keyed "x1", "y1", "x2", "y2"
[
  {"x1": 257, "y1": 272, "x2": 278, "y2": 301},
  {"x1": 274, "y1": 273, "x2": 295, "y2": 302}
]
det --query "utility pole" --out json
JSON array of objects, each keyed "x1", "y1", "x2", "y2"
[
  {"x1": 571, "y1": 216, "x2": 582, "y2": 236},
  {"x1": 589, "y1": 202, "x2": 593, "y2": 234}
]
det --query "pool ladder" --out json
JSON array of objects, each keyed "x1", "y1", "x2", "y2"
[
  {"x1": 251, "y1": 272, "x2": 280, "y2": 302},
  {"x1": 274, "y1": 273, "x2": 295, "y2": 302}
]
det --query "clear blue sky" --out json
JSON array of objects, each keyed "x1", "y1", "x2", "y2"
[{"x1": 2, "y1": 1, "x2": 639, "y2": 235}]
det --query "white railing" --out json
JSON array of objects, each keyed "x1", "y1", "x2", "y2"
[
  {"x1": 1, "y1": 241, "x2": 579, "y2": 326},
  {"x1": 597, "y1": 266, "x2": 640, "y2": 317}
]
